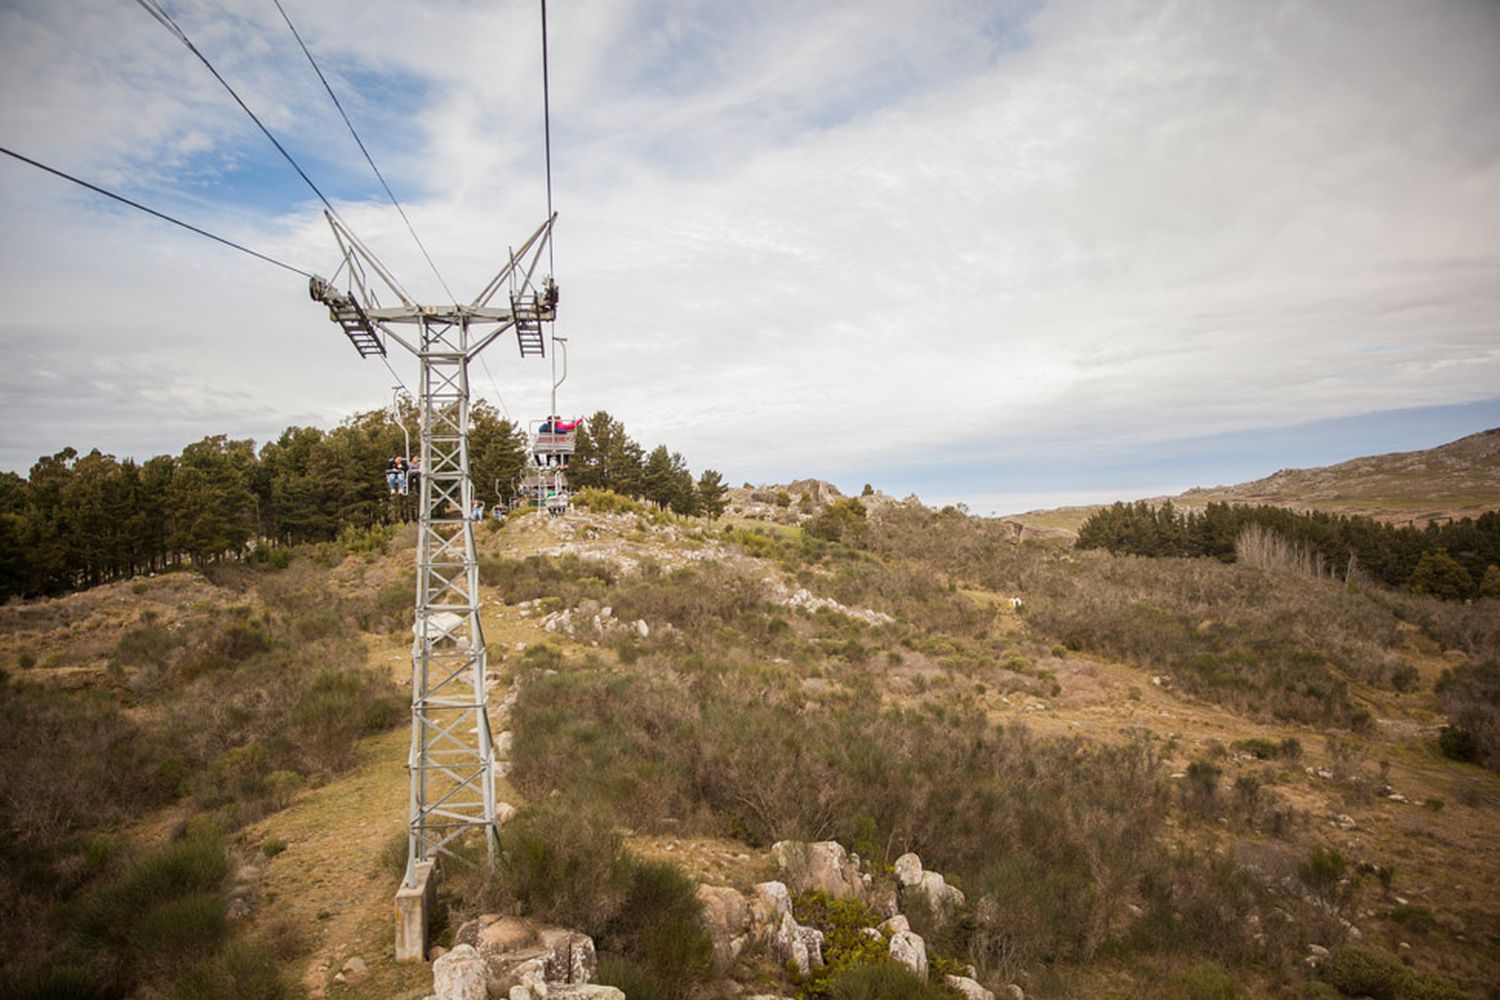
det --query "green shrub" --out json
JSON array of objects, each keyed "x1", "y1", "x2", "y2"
[
  {"x1": 1182, "y1": 760, "x2": 1222, "y2": 815},
  {"x1": 1324, "y1": 945, "x2": 1406, "y2": 999},
  {"x1": 595, "y1": 955, "x2": 665, "y2": 1000},
  {"x1": 1231, "y1": 738, "x2": 1281, "y2": 760},
  {"x1": 261, "y1": 839, "x2": 287, "y2": 858},
  {"x1": 1390, "y1": 664, "x2": 1421, "y2": 693},
  {"x1": 1438, "y1": 726, "x2": 1478, "y2": 763},
  {"x1": 84, "y1": 834, "x2": 231, "y2": 943},
  {"x1": 132, "y1": 892, "x2": 228, "y2": 958},
  {"x1": 1388, "y1": 905, "x2": 1438, "y2": 933},
  {"x1": 172, "y1": 941, "x2": 288, "y2": 1000},
  {"x1": 497, "y1": 798, "x2": 629, "y2": 935},
  {"x1": 1319, "y1": 944, "x2": 1469, "y2": 999},
  {"x1": 17, "y1": 649, "x2": 36, "y2": 670},
  {"x1": 599, "y1": 859, "x2": 712, "y2": 1000},
  {"x1": 791, "y1": 890, "x2": 891, "y2": 998},
  {"x1": 574, "y1": 488, "x2": 649, "y2": 516},
  {"x1": 2, "y1": 964, "x2": 109, "y2": 1000},
  {"x1": 824, "y1": 959, "x2": 953, "y2": 999},
  {"x1": 1165, "y1": 963, "x2": 1248, "y2": 1000},
  {"x1": 1298, "y1": 847, "x2": 1348, "y2": 891}
]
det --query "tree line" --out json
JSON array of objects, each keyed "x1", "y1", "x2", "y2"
[
  {"x1": 1075, "y1": 500, "x2": 1500, "y2": 600},
  {"x1": 0, "y1": 406, "x2": 727, "y2": 602}
]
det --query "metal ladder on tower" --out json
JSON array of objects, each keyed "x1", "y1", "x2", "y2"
[
  {"x1": 510, "y1": 291, "x2": 547, "y2": 358},
  {"x1": 309, "y1": 276, "x2": 385, "y2": 357}
]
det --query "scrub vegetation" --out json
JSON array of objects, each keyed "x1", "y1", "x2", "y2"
[{"x1": 0, "y1": 433, "x2": 1496, "y2": 998}]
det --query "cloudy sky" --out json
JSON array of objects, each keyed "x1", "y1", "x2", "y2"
[{"x1": 1, "y1": 0, "x2": 1497, "y2": 513}]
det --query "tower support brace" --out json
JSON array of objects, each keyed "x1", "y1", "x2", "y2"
[{"x1": 406, "y1": 316, "x2": 498, "y2": 883}]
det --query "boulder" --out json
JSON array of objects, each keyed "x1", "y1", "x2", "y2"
[
  {"x1": 340, "y1": 956, "x2": 369, "y2": 984},
  {"x1": 698, "y1": 884, "x2": 752, "y2": 972},
  {"x1": 549, "y1": 988, "x2": 626, "y2": 1000},
  {"x1": 916, "y1": 870, "x2": 966, "y2": 910},
  {"x1": 945, "y1": 975, "x2": 995, "y2": 1000},
  {"x1": 889, "y1": 929, "x2": 928, "y2": 978},
  {"x1": 432, "y1": 945, "x2": 488, "y2": 1000},
  {"x1": 894, "y1": 852, "x2": 924, "y2": 888},
  {"x1": 771, "y1": 840, "x2": 864, "y2": 899},
  {"x1": 749, "y1": 880, "x2": 822, "y2": 975},
  {"x1": 751, "y1": 881, "x2": 794, "y2": 922},
  {"x1": 879, "y1": 914, "x2": 910, "y2": 936},
  {"x1": 453, "y1": 915, "x2": 597, "y2": 992}
]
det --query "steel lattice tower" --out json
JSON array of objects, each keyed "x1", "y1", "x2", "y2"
[{"x1": 311, "y1": 212, "x2": 556, "y2": 887}]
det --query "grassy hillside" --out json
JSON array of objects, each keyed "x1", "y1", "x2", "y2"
[{"x1": 2, "y1": 491, "x2": 1498, "y2": 999}]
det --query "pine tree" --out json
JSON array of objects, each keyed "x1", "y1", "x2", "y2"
[
  {"x1": 1409, "y1": 550, "x2": 1476, "y2": 601},
  {"x1": 696, "y1": 470, "x2": 729, "y2": 521}
]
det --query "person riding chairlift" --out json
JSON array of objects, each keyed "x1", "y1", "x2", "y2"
[{"x1": 537, "y1": 416, "x2": 581, "y2": 435}]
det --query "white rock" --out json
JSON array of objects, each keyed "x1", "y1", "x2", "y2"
[
  {"x1": 549, "y1": 988, "x2": 625, "y2": 1000},
  {"x1": 772, "y1": 841, "x2": 864, "y2": 899},
  {"x1": 752, "y1": 881, "x2": 794, "y2": 919},
  {"x1": 634, "y1": 619, "x2": 650, "y2": 638},
  {"x1": 889, "y1": 929, "x2": 928, "y2": 978},
  {"x1": 945, "y1": 975, "x2": 995, "y2": 1000},
  {"x1": 432, "y1": 945, "x2": 488, "y2": 1000},
  {"x1": 879, "y1": 914, "x2": 910, "y2": 935},
  {"x1": 894, "y1": 852, "x2": 924, "y2": 887},
  {"x1": 340, "y1": 956, "x2": 369, "y2": 983}
]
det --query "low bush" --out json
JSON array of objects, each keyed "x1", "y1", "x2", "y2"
[
  {"x1": 1325, "y1": 946, "x2": 1398, "y2": 998},
  {"x1": 595, "y1": 956, "x2": 665, "y2": 1000},
  {"x1": 1298, "y1": 847, "x2": 1352, "y2": 907},
  {"x1": 494, "y1": 798, "x2": 630, "y2": 936},
  {"x1": 172, "y1": 940, "x2": 288, "y2": 1000},
  {"x1": 1, "y1": 964, "x2": 110, "y2": 1000},
  {"x1": 598, "y1": 859, "x2": 713, "y2": 1000},
  {"x1": 791, "y1": 891, "x2": 892, "y2": 998},
  {"x1": 824, "y1": 959, "x2": 955, "y2": 1000},
  {"x1": 1165, "y1": 963, "x2": 1249, "y2": 1000},
  {"x1": 1434, "y1": 661, "x2": 1500, "y2": 770}
]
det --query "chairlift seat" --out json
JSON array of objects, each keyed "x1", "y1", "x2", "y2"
[{"x1": 533, "y1": 430, "x2": 576, "y2": 454}]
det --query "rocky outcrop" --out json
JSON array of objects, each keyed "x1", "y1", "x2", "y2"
[
  {"x1": 889, "y1": 927, "x2": 928, "y2": 977},
  {"x1": 892, "y1": 852, "x2": 965, "y2": 926},
  {"x1": 432, "y1": 945, "x2": 488, "y2": 1000},
  {"x1": 946, "y1": 974, "x2": 996, "y2": 1000},
  {"x1": 698, "y1": 884, "x2": 753, "y2": 972},
  {"x1": 772, "y1": 840, "x2": 866, "y2": 899},
  {"x1": 443, "y1": 915, "x2": 599, "y2": 1000},
  {"x1": 750, "y1": 880, "x2": 824, "y2": 975}
]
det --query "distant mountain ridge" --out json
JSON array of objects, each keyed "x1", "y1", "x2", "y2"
[
  {"x1": 1180, "y1": 427, "x2": 1500, "y2": 523},
  {"x1": 1009, "y1": 427, "x2": 1500, "y2": 536}
]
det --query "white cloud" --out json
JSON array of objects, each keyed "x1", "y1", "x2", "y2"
[{"x1": 1, "y1": 0, "x2": 1496, "y2": 493}]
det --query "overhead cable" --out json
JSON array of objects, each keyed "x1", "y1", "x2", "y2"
[
  {"x1": 478, "y1": 353, "x2": 513, "y2": 421},
  {"x1": 272, "y1": 0, "x2": 455, "y2": 302},
  {"x1": 379, "y1": 353, "x2": 412, "y2": 398},
  {"x1": 133, "y1": 0, "x2": 414, "y2": 302},
  {"x1": 0, "y1": 145, "x2": 313, "y2": 278},
  {"x1": 540, "y1": 0, "x2": 555, "y2": 276}
]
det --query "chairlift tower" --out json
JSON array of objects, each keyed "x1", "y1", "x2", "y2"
[{"x1": 310, "y1": 210, "x2": 557, "y2": 893}]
